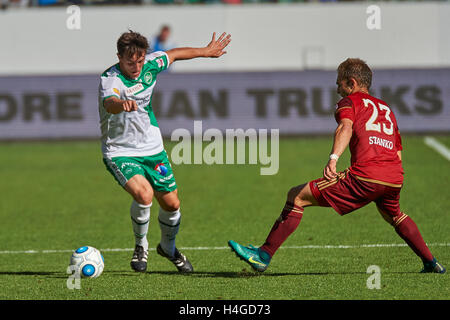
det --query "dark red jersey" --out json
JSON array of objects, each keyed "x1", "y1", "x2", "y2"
[{"x1": 335, "y1": 92, "x2": 404, "y2": 186}]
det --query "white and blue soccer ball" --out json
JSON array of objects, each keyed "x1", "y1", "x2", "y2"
[{"x1": 69, "y1": 246, "x2": 104, "y2": 278}]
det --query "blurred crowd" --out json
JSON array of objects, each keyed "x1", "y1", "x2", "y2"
[{"x1": 1, "y1": 0, "x2": 433, "y2": 9}]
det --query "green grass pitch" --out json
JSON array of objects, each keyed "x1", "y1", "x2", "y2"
[{"x1": 0, "y1": 136, "x2": 449, "y2": 300}]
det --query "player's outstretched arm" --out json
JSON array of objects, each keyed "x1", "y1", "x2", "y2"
[
  {"x1": 166, "y1": 32, "x2": 231, "y2": 64},
  {"x1": 323, "y1": 118, "x2": 353, "y2": 181},
  {"x1": 104, "y1": 97, "x2": 138, "y2": 114}
]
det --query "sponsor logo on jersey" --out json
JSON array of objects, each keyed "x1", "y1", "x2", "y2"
[
  {"x1": 156, "y1": 58, "x2": 164, "y2": 68},
  {"x1": 125, "y1": 83, "x2": 144, "y2": 96},
  {"x1": 158, "y1": 174, "x2": 174, "y2": 182},
  {"x1": 121, "y1": 162, "x2": 141, "y2": 170},
  {"x1": 113, "y1": 88, "x2": 120, "y2": 96},
  {"x1": 154, "y1": 163, "x2": 168, "y2": 176},
  {"x1": 144, "y1": 72, "x2": 153, "y2": 84}
]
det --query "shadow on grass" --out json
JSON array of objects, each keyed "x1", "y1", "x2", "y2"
[
  {"x1": 108, "y1": 270, "x2": 418, "y2": 278},
  {"x1": 0, "y1": 270, "x2": 420, "y2": 279},
  {"x1": 0, "y1": 271, "x2": 62, "y2": 276}
]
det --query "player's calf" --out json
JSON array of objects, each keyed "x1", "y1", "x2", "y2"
[
  {"x1": 382, "y1": 210, "x2": 445, "y2": 273},
  {"x1": 130, "y1": 200, "x2": 151, "y2": 250},
  {"x1": 259, "y1": 200, "x2": 304, "y2": 257},
  {"x1": 130, "y1": 201, "x2": 151, "y2": 272}
]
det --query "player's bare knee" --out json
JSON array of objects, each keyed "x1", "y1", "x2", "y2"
[
  {"x1": 134, "y1": 190, "x2": 153, "y2": 206},
  {"x1": 289, "y1": 183, "x2": 315, "y2": 208},
  {"x1": 287, "y1": 185, "x2": 307, "y2": 207},
  {"x1": 287, "y1": 186, "x2": 300, "y2": 202},
  {"x1": 293, "y1": 196, "x2": 306, "y2": 208},
  {"x1": 162, "y1": 204, "x2": 180, "y2": 212},
  {"x1": 161, "y1": 199, "x2": 180, "y2": 212}
]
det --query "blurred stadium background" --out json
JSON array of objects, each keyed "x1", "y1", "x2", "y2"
[
  {"x1": 1, "y1": 1, "x2": 450, "y2": 301},
  {"x1": 1, "y1": 0, "x2": 449, "y2": 140}
]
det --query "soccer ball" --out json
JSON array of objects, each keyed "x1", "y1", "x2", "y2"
[{"x1": 69, "y1": 246, "x2": 104, "y2": 278}]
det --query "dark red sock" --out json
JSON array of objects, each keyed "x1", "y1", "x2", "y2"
[
  {"x1": 394, "y1": 214, "x2": 433, "y2": 262},
  {"x1": 260, "y1": 201, "x2": 304, "y2": 257}
]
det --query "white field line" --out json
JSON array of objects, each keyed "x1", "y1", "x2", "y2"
[
  {"x1": 424, "y1": 136, "x2": 450, "y2": 161},
  {"x1": 0, "y1": 243, "x2": 449, "y2": 255}
]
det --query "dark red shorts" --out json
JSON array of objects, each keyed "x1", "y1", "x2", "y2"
[{"x1": 309, "y1": 170, "x2": 402, "y2": 219}]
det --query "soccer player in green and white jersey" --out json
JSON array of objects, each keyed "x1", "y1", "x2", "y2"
[{"x1": 99, "y1": 30, "x2": 231, "y2": 272}]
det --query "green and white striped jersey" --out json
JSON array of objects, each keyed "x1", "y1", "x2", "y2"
[{"x1": 98, "y1": 51, "x2": 169, "y2": 159}]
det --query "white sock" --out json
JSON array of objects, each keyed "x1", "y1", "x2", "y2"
[
  {"x1": 158, "y1": 207, "x2": 181, "y2": 257},
  {"x1": 130, "y1": 200, "x2": 151, "y2": 251}
]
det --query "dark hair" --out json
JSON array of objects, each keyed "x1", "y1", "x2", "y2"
[
  {"x1": 337, "y1": 58, "x2": 372, "y2": 89},
  {"x1": 117, "y1": 30, "x2": 149, "y2": 58}
]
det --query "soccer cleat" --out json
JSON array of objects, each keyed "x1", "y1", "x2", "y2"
[
  {"x1": 156, "y1": 244, "x2": 193, "y2": 273},
  {"x1": 420, "y1": 258, "x2": 446, "y2": 274},
  {"x1": 130, "y1": 245, "x2": 148, "y2": 272},
  {"x1": 228, "y1": 240, "x2": 271, "y2": 272}
]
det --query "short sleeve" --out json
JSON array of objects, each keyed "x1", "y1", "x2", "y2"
[
  {"x1": 334, "y1": 97, "x2": 355, "y2": 123},
  {"x1": 145, "y1": 51, "x2": 170, "y2": 74},
  {"x1": 99, "y1": 76, "x2": 121, "y2": 105}
]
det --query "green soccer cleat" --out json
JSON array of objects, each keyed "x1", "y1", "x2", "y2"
[
  {"x1": 421, "y1": 258, "x2": 446, "y2": 274},
  {"x1": 228, "y1": 240, "x2": 271, "y2": 272}
]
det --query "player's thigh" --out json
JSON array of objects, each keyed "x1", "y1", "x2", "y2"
[
  {"x1": 155, "y1": 189, "x2": 180, "y2": 212},
  {"x1": 103, "y1": 156, "x2": 154, "y2": 205},
  {"x1": 375, "y1": 186, "x2": 402, "y2": 225},
  {"x1": 376, "y1": 206, "x2": 395, "y2": 225},
  {"x1": 143, "y1": 151, "x2": 178, "y2": 195},
  {"x1": 287, "y1": 183, "x2": 319, "y2": 208},
  {"x1": 308, "y1": 171, "x2": 378, "y2": 215},
  {"x1": 124, "y1": 174, "x2": 154, "y2": 206}
]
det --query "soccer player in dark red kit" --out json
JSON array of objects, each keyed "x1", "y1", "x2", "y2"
[{"x1": 228, "y1": 58, "x2": 446, "y2": 274}]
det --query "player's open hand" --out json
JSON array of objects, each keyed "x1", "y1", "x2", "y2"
[
  {"x1": 205, "y1": 32, "x2": 231, "y2": 58},
  {"x1": 323, "y1": 159, "x2": 338, "y2": 181},
  {"x1": 122, "y1": 100, "x2": 138, "y2": 112}
]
